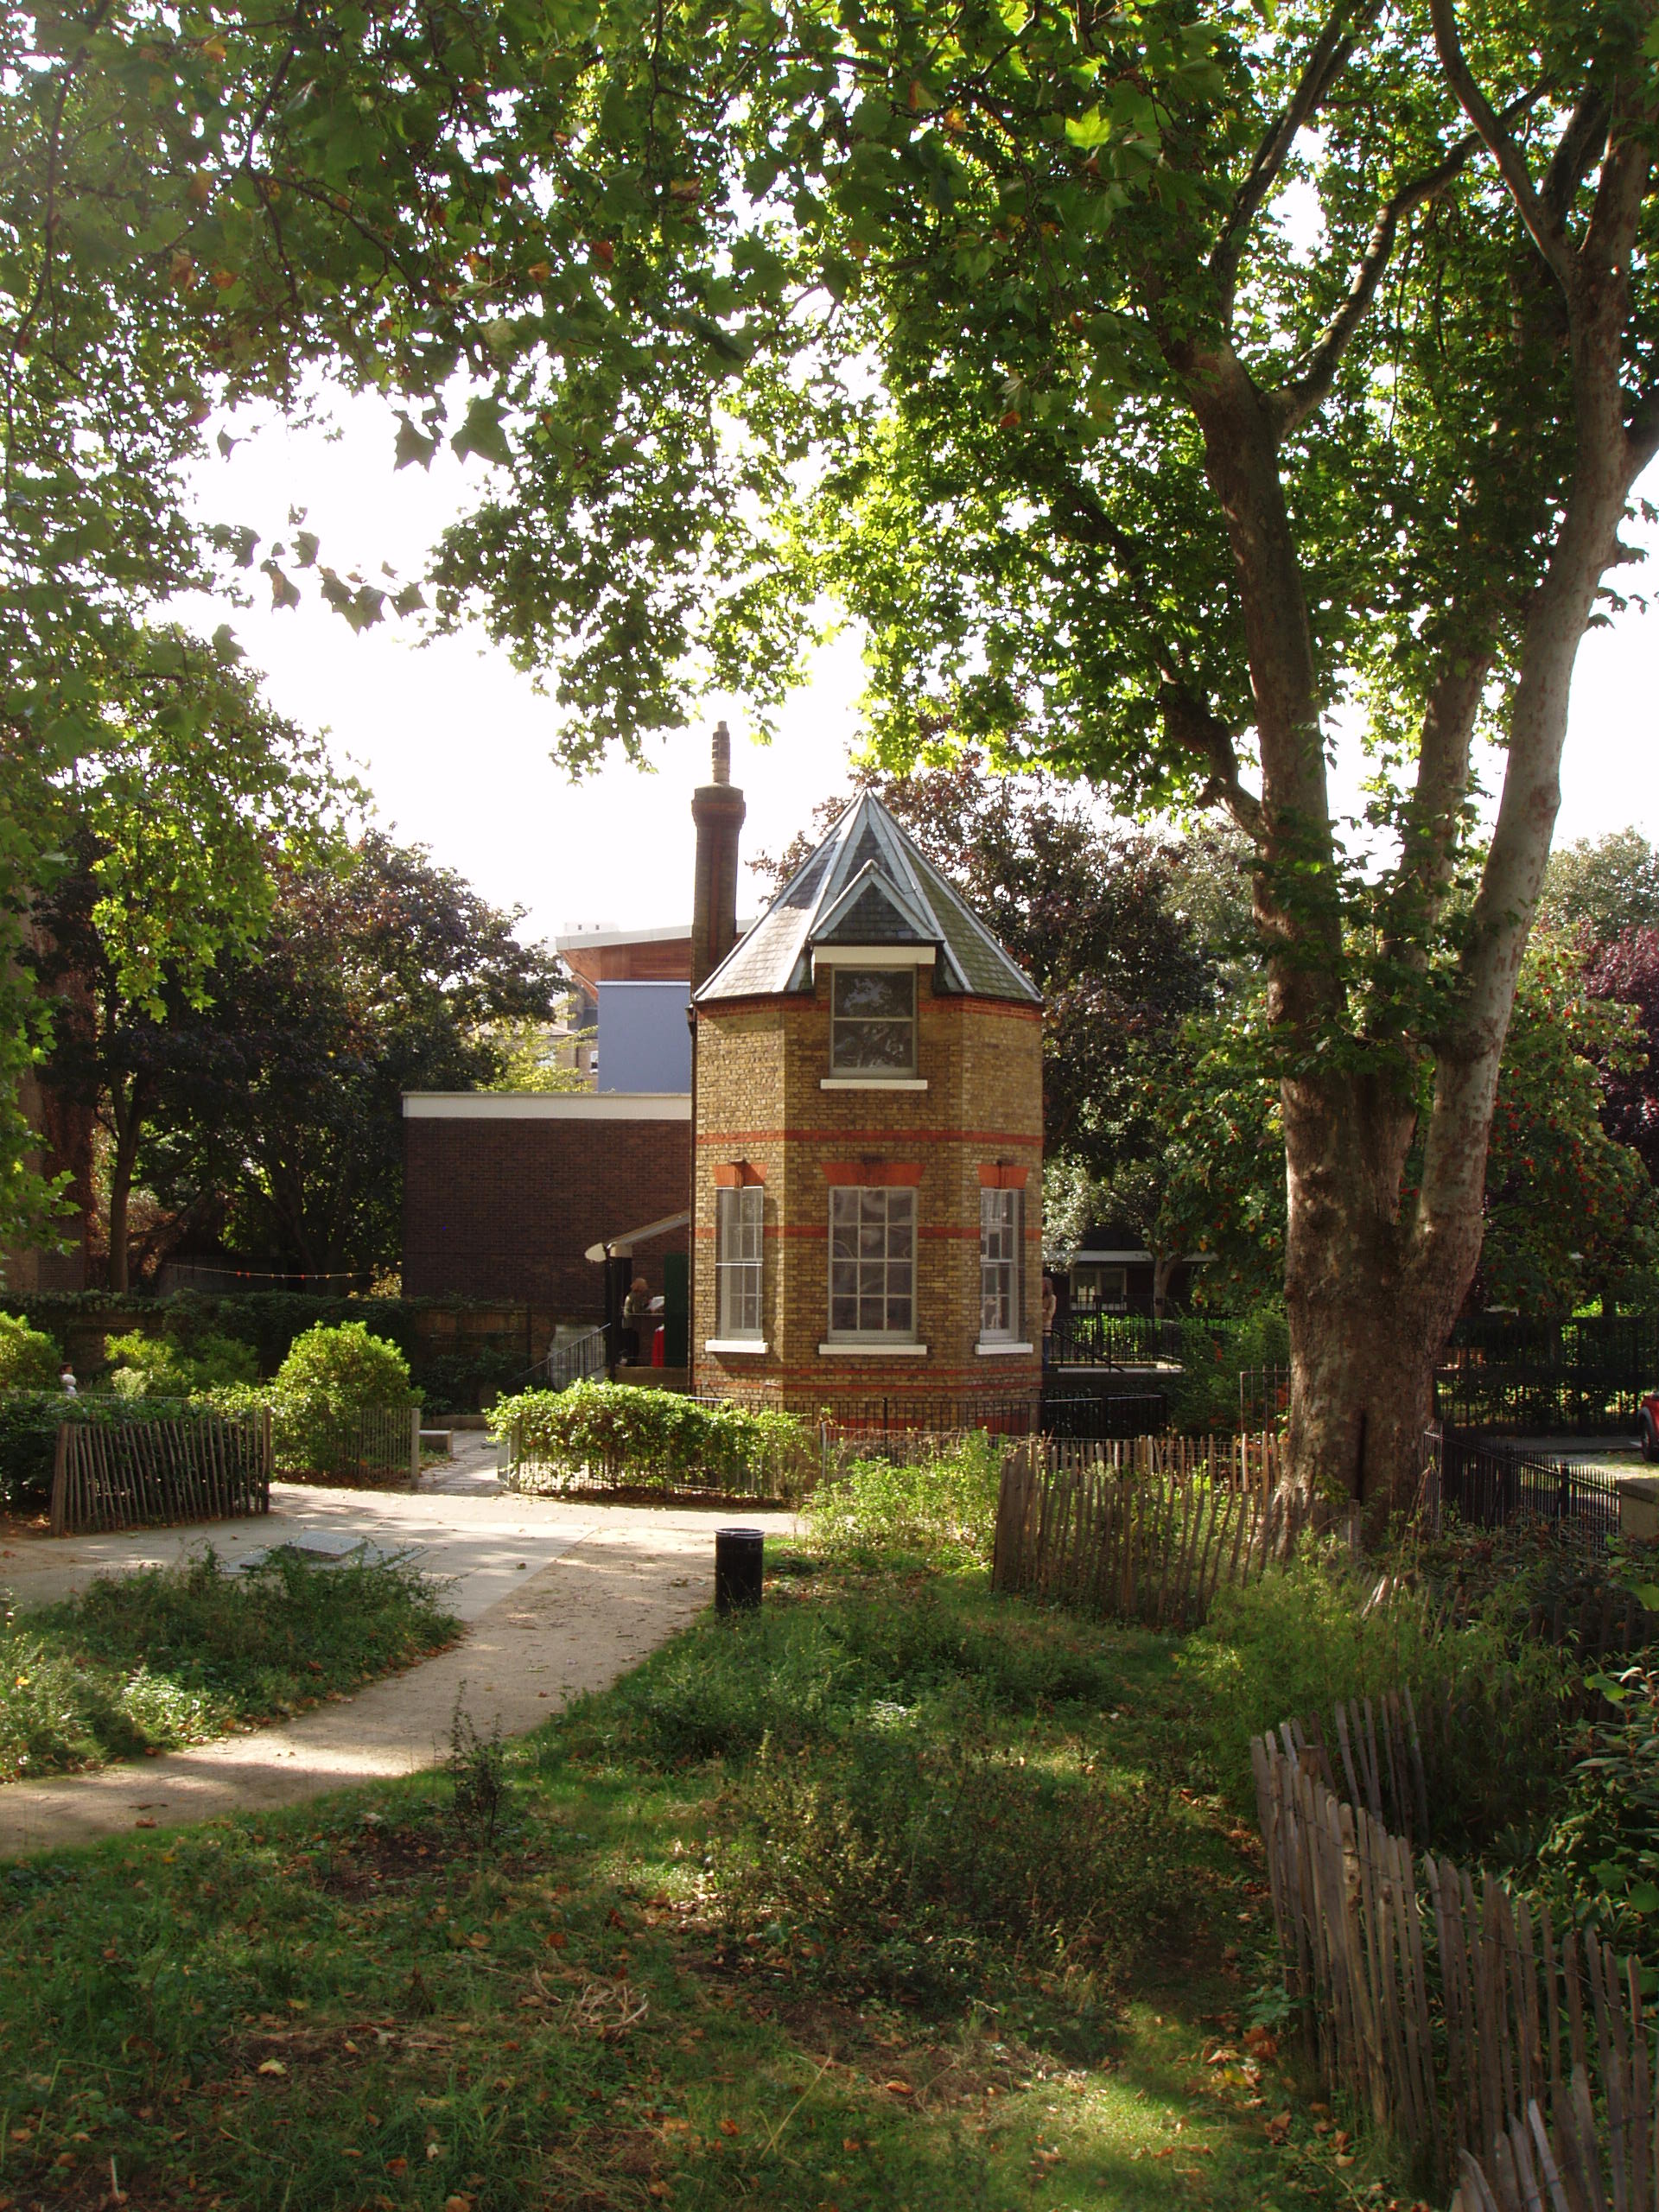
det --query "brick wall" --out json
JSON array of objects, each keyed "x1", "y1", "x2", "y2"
[
  {"x1": 404, "y1": 1115, "x2": 690, "y2": 1318},
  {"x1": 693, "y1": 967, "x2": 1042, "y2": 1415}
]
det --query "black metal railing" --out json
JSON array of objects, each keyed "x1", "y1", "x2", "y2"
[
  {"x1": 1435, "y1": 1312, "x2": 1659, "y2": 1436},
  {"x1": 1425, "y1": 1425, "x2": 1622, "y2": 1544},
  {"x1": 1046, "y1": 1313, "x2": 1185, "y2": 1367}
]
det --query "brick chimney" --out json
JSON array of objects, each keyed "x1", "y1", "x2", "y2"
[{"x1": 690, "y1": 720, "x2": 745, "y2": 993}]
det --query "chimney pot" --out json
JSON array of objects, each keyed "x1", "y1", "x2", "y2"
[{"x1": 711, "y1": 720, "x2": 731, "y2": 785}]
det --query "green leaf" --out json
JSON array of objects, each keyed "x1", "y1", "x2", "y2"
[
  {"x1": 393, "y1": 412, "x2": 440, "y2": 472},
  {"x1": 451, "y1": 395, "x2": 513, "y2": 467}
]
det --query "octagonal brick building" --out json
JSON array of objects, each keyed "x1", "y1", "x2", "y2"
[{"x1": 690, "y1": 791, "x2": 1043, "y2": 1421}]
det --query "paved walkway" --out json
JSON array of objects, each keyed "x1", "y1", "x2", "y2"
[{"x1": 0, "y1": 1478, "x2": 796, "y2": 1859}]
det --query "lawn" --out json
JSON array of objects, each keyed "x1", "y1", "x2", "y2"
[
  {"x1": 0, "y1": 1552, "x2": 1427, "y2": 2212},
  {"x1": 0, "y1": 1548, "x2": 461, "y2": 1782}
]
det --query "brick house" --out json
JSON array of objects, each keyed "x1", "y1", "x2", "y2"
[{"x1": 690, "y1": 777, "x2": 1044, "y2": 1421}]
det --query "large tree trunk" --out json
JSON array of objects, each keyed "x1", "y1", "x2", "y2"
[{"x1": 1280, "y1": 1072, "x2": 1470, "y2": 1515}]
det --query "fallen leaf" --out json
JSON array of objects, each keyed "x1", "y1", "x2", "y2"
[
  {"x1": 1205, "y1": 2045, "x2": 1241, "y2": 2065},
  {"x1": 385, "y1": 2156, "x2": 408, "y2": 2175},
  {"x1": 443, "y1": 2199, "x2": 473, "y2": 2211},
  {"x1": 257, "y1": 2060, "x2": 286, "y2": 2077},
  {"x1": 134, "y1": 1818, "x2": 158, "y2": 1831},
  {"x1": 1336, "y1": 2152, "x2": 1356, "y2": 2168},
  {"x1": 883, "y1": 2080, "x2": 914, "y2": 2096},
  {"x1": 717, "y1": 2118, "x2": 740, "y2": 2138}
]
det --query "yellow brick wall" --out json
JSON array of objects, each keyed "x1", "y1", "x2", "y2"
[{"x1": 692, "y1": 965, "x2": 1042, "y2": 1416}]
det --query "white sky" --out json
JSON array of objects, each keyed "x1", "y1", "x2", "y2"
[{"x1": 169, "y1": 388, "x2": 1658, "y2": 954}]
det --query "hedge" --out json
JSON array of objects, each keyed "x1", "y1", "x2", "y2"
[
  {"x1": 4, "y1": 1292, "x2": 531, "y2": 1411},
  {"x1": 491, "y1": 1383, "x2": 815, "y2": 1500}
]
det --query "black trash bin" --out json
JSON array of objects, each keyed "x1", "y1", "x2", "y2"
[{"x1": 715, "y1": 1526, "x2": 765, "y2": 1615}]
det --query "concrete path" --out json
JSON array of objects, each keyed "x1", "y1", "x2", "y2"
[{"x1": 0, "y1": 1482, "x2": 796, "y2": 1860}]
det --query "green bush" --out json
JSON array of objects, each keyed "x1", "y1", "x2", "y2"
[
  {"x1": 1535, "y1": 1662, "x2": 1659, "y2": 1981},
  {"x1": 492, "y1": 1382, "x2": 812, "y2": 1498},
  {"x1": 266, "y1": 1322, "x2": 416, "y2": 1475},
  {"x1": 105, "y1": 1329, "x2": 260, "y2": 1397},
  {"x1": 1180, "y1": 1541, "x2": 1573, "y2": 1839},
  {"x1": 807, "y1": 1435, "x2": 1003, "y2": 1567},
  {"x1": 1166, "y1": 1303, "x2": 1289, "y2": 1433},
  {"x1": 0, "y1": 1313, "x2": 60, "y2": 1392}
]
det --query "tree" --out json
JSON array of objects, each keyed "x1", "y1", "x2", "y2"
[
  {"x1": 28, "y1": 633, "x2": 339, "y2": 1288},
  {"x1": 422, "y1": 0, "x2": 1659, "y2": 1510},
  {"x1": 140, "y1": 833, "x2": 563, "y2": 1277},
  {"x1": 1587, "y1": 928, "x2": 1659, "y2": 1187},
  {"x1": 0, "y1": 0, "x2": 753, "y2": 1231},
  {"x1": 1544, "y1": 834, "x2": 1659, "y2": 945},
  {"x1": 1157, "y1": 938, "x2": 1659, "y2": 1319}
]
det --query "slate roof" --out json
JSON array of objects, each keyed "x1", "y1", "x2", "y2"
[{"x1": 695, "y1": 792, "x2": 1041, "y2": 1006}]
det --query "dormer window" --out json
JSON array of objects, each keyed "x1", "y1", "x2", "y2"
[{"x1": 830, "y1": 969, "x2": 916, "y2": 1076}]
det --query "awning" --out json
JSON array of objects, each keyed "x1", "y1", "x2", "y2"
[{"x1": 584, "y1": 1210, "x2": 691, "y2": 1263}]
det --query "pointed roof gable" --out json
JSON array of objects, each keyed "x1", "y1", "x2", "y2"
[{"x1": 694, "y1": 792, "x2": 1041, "y2": 1006}]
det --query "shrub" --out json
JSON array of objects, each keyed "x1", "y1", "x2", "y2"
[
  {"x1": 1535, "y1": 1662, "x2": 1659, "y2": 1980},
  {"x1": 1166, "y1": 1303, "x2": 1289, "y2": 1433},
  {"x1": 0, "y1": 1313, "x2": 60, "y2": 1392},
  {"x1": 267, "y1": 1322, "x2": 416, "y2": 1475},
  {"x1": 105, "y1": 1329, "x2": 261, "y2": 1398},
  {"x1": 1180, "y1": 1541, "x2": 1573, "y2": 1838},
  {"x1": 807, "y1": 1434, "x2": 1003, "y2": 1567},
  {"x1": 492, "y1": 1382, "x2": 812, "y2": 1498}
]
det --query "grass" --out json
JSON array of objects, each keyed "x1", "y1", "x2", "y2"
[
  {"x1": 0, "y1": 1548, "x2": 461, "y2": 1782},
  {"x1": 0, "y1": 1551, "x2": 1429, "y2": 2212}
]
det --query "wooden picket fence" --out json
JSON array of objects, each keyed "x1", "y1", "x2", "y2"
[
  {"x1": 50, "y1": 1408, "x2": 273, "y2": 1535},
  {"x1": 990, "y1": 1432, "x2": 1346, "y2": 1631},
  {"x1": 1254, "y1": 1722, "x2": 1659, "y2": 2209}
]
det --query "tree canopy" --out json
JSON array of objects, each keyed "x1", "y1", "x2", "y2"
[
  {"x1": 134, "y1": 833, "x2": 563, "y2": 1281},
  {"x1": 6, "y1": 0, "x2": 1657, "y2": 1502}
]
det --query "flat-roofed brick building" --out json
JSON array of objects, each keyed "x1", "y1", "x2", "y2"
[{"x1": 401, "y1": 1091, "x2": 690, "y2": 1322}]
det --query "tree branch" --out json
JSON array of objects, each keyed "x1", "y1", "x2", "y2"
[
  {"x1": 1210, "y1": 0, "x2": 1380, "y2": 323},
  {"x1": 1160, "y1": 688, "x2": 1265, "y2": 840},
  {"x1": 1273, "y1": 130, "x2": 1497, "y2": 438},
  {"x1": 1427, "y1": 0, "x2": 1573, "y2": 289},
  {"x1": 1541, "y1": 87, "x2": 1610, "y2": 222}
]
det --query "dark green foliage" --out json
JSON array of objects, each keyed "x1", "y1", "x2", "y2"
[
  {"x1": 446, "y1": 1694, "x2": 506, "y2": 1851},
  {"x1": 1535, "y1": 1663, "x2": 1659, "y2": 1983},
  {"x1": 0, "y1": 1548, "x2": 458, "y2": 1779},
  {"x1": 7, "y1": 1290, "x2": 531, "y2": 1408}
]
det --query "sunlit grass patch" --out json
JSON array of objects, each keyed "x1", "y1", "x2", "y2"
[{"x1": 0, "y1": 1546, "x2": 459, "y2": 1780}]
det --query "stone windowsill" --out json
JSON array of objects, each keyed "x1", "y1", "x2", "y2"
[
  {"x1": 819, "y1": 1077, "x2": 929, "y2": 1091},
  {"x1": 976, "y1": 1341, "x2": 1036, "y2": 1357},
  {"x1": 703, "y1": 1338, "x2": 769, "y2": 1355},
  {"x1": 817, "y1": 1341, "x2": 929, "y2": 1357}
]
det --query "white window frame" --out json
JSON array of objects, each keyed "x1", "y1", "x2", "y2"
[
  {"x1": 827, "y1": 1185, "x2": 917, "y2": 1343},
  {"x1": 715, "y1": 1185, "x2": 765, "y2": 1341},
  {"x1": 979, "y1": 1188, "x2": 1024, "y2": 1344},
  {"x1": 830, "y1": 967, "x2": 917, "y2": 1077}
]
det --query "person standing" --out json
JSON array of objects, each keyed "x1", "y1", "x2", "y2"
[{"x1": 621, "y1": 1274, "x2": 652, "y2": 1365}]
